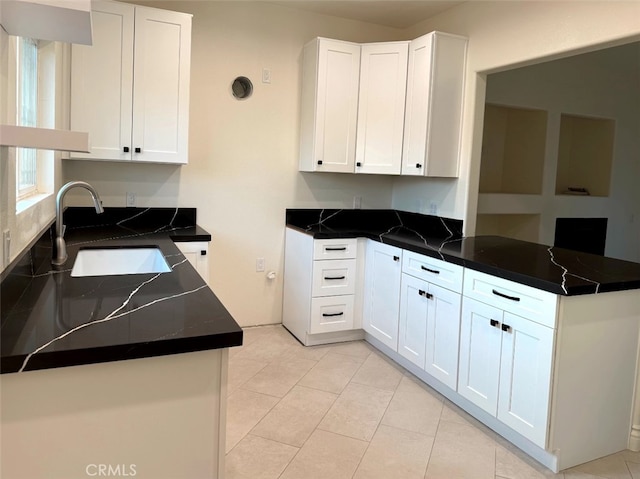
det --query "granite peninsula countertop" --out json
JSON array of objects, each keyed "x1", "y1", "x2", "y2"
[
  {"x1": 286, "y1": 208, "x2": 640, "y2": 296},
  {"x1": 1, "y1": 207, "x2": 243, "y2": 374}
]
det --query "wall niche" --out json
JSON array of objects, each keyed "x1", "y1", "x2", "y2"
[{"x1": 555, "y1": 114, "x2": 615, "y2": 197}]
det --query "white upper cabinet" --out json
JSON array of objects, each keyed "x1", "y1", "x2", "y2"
[
  {"x1": 401, "y1": 32, "x2": 467, "y2": 177},
  {"x1": 299, "y1": 38, "x2": 361, "y2": 173},
  {"x1": 70, "y1": 0, "x2": 192, "y2": 164},
  {"x1": 355, "y1": 42, "x2": 408, "y2": 175}
]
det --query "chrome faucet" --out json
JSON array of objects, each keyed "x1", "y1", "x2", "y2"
[{"x1": 53, "y1": 181, "x2": 104, "y2": 266}]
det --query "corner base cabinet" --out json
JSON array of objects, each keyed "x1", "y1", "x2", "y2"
[
  {"x1": 70, "y1": 0, "x2": 192, "y2": 164},
  {"x1": 174, "y1": 241, "x2": 210, "y2": 283}
]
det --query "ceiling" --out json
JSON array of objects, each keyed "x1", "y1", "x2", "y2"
[{"x1": 268, "y1": 1, "x2": 465, "y2": 29}]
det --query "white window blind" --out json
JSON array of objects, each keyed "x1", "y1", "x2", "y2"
[{"x1": 16, "y1": 37, "x2": 38, "y2": 199}]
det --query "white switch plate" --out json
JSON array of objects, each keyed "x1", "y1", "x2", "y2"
[
  {"x1": 3, "y1": 229, "x2": 10, "y2": 266},
  {"x1": 256, "y1": 257, "x2": 265, "y2": 272},
  {"x1": 126, "y1": 192, "x2": 136, "y2": 207},
  {"x1": 353, "y1": 196, "x2": 362, "y2": 209},
  {"x1": 262, "y1": 68, "x2": 271, "y2": 84}
]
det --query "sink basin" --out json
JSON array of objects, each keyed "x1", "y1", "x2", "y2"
[{"x1": 71, "y1": 247, "x2": 171, "y2": 277}]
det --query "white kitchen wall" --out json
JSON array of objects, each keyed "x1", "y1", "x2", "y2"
[
  {"x1": 392, "y1": 1, "x2": 640, "y2": 236},
  {"x1": 62, "y1": 1, "x2": 403, "y2": 327},
  {"x1": 484, "y1": 42, "x2": 640, "y2": 263}
]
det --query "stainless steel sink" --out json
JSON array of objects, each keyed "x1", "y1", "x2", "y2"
[{"x1": 71, "y1": 247, "x2": 171, "y2": 277}]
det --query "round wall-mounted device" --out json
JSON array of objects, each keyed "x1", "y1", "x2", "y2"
[{"x1": 231, "y1": 76, "x2": 253, "y2": 100}]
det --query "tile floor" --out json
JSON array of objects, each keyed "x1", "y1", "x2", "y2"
[{"x1": 225, "y1": 325, "x2": 640, "y2": 479}]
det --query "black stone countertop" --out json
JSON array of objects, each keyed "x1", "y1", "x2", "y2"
[
  {"x1": 286, "y1": 209, "x2": 640, "y2": 296},
  {"x1": 1, "y1": 207, "x2": 243, "y2": 374}
]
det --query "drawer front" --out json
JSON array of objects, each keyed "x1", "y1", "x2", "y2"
[
  {"x1": 402, "y1": 251, "x2": 463, "y2": 293},
  {"x1": 463, "y1": 269, "x2": 558, "y2": 328},
  {"x1": 312, "y1": 259, "x2": 357, "y2": 297},
  {"x1": 313, "y1": 238, "x2": 357, "y2": 260},
  {"x1": 310, "y1": 295, "x2": 355, "y2": 334}
]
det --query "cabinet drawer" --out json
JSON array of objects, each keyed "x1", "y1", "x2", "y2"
[
  {"x1": 310, "y1": 296, "x2": 355, "y2": 334},
  {"x1": 402, "y1": 251, "x2": 463, "y2": 293},
  {"x1": 463, "y1": 269, "x2": 558, "y2": 328},
  {"x1": 313, "y1": 238, "x2": 357, "y2": 260},
  {"x1": 312, "y1": 259, "x2": 357, "y2": 297}
]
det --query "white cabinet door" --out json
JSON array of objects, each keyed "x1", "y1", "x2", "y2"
[
  {"x1": 401, "y1": 32, "x2": 467, "y2": 177},
  {"x1": 398, "y1": 273, "x2": 429, "y2": 368},
  {"x1": 131, "y1": 6, "x2": 191, "y2": 164},
  {"x1": 497, "y1": 312, "x2": 554, "y2": 448},
  {"x1": 458, "y1": 297, "x2": 502, "y2": 415},
  {"x1": 174, "y1": 241, "x2": 209, "y2": 283},
  {"x1": 70, "y1": 0, "x2": 134, "y2": 161},
  {"x1": 355, "y1": 42, "x2": 408, "y2": 175},
  {"x1": 363, "y1": 241, "x2": 402, "y2": 350},
  {"x1": 425, "y1": 284, "x2": 461, "y2": 390},
  {"x1": 299, "y1": 38, "x2": 360, "y2": 173},
  {"x1": 70, "y1": 1, "x2": 191, "y2": 164}
]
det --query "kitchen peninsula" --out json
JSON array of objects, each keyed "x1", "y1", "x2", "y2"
[
  {"x1": 284, "y1": 208, "x2": 640, "y2": 472},
  {"x1": 1, "y1": 207, "x2": 242, "y2": 478}
]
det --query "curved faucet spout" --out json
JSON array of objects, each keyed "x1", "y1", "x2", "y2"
[{"x1": 53, "y1": 181, "x2": 104, "y2": 266}]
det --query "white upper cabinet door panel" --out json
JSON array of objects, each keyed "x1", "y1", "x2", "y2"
[
  {"x1": 71, "y1": 0, "x2": 134, "y2": 161},
  {"x1": 402, "y1": 32, "x2": 467, "y2": 177},
  {"x1": 355, "y1": 42, "x2": 408, "y2": 175},
  {"x1": 132, "y1": 6, "x2": 191, "y2": 164},
  {"x1": 299, "y1": 38, "x2": 360, "y2": 173}
]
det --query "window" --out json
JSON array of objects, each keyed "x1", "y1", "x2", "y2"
[{"x1": 16, "y1": 37, "x2": 38, "y2": 200}]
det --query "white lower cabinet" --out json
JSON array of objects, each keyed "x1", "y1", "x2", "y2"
[
  {"x1": 363, "y1": 241, "x2": 403, "y2": 350},
  {"x1": 174, "y1": 241, "x2": 209, "y2": 283},
  {"x1": 283, "y1": 229, "x2": 362, "y2": 345},
  {"x1": 458, "y1": 296, "x2": 554, "y2": 448}
]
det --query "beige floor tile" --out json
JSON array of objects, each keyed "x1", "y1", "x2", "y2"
[
  {"x1": 227, "y1": 357, "x2": 267, "y2": 396},
  {"x1": 624, "y1": 450, "x2": 640, "y2": 465},
  {"x1": 569, "y1": 452, "x2": 633, "y2": 479},
  {"x1": 425, "y1": 418, "x2": 496, "y2": 479},
  {"x1": 318, "y1": 382, "x2": 394, "y2": 441},
  {"x1": 381, "y1": 375, "x2": 443, "y2": 437},
  {"x1": 563, "y1": 472, "x2": 607, "y2": 479},
  {"x1": 496, "y1": 445, "x2": 564, "y2": 479},
  {"x1": 279, "y1": 341, "x2": 331, "y2": 362},
  {"x1": 353, "y1": 424, "x2": 434, "y2": 479},
  {"x1": 225, "y1": 434, "x2": 298, "y2": 479},
  {"x1": 440, "y1": 401, "x2": 477, "y2": 426},
  {"x1": 298, "y1": 352, "x2": 365, "y2": 394},
  {"x1": 226, "y1": 388, "x2": 280, "y2": 453},
  {"x1": 627, "y1": 461, "x2": 640, "y2": 478},
  {"x1": 242, "y1": 357, "x2": 317, "y2": 398},
  {"x1": 251, "y1": 386, "x2": 338, "y2": 447},
  {"x1": 279, "y1": 429, "x2": 368, "y2": 479},
  {"x1": 350, "y1": 352, "x2": 404, "y2": 391},
  {"x1": 327, "y1": 340, "x2": 373, "y2": 359}
]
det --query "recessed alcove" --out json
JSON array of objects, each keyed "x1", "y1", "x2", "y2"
[
  {"x1": 475, "y1": 214, "x2": 541, "y2": 243},
  {"x1": 555, "y1": 114, "x2": 615, "y2": 197},
  {"x1": 479, "y1": 104, "x2": 547, "y2": 195}
]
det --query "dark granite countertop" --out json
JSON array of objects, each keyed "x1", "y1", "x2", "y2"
[
  {"x1": 1, "y1": 207, "x2": 242, "y2": 374},
  {"x1": 286, "y1": 209, "x2": 640, "y2": 296}
]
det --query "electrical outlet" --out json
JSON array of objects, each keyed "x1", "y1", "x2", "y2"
[
  {"x1": 126, "y1": 192, "x2": 136, "y2": 207},
  {"x1": 353, "y1": 196, "x2": 362, "y2": 209},
  {"x1": 256, "y1": 257, "x2": 265, "y2": 272},
  {"x1": 3, "y1": 230, "x2": 10, "y2": 266},
  {"x1": 262, "y1": 68, "x2": 271, "y2": 84}
]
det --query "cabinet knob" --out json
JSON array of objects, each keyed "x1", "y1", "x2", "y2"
[
  {"x1": 356, "y1": 162, "x2": 362, "y2": 167},
  {"x1": 501, "y1": 323, "x2": 512, "y2": 333},
  {"x1": 123, "y1": 147, "x2": 130, "y2": 153},
  {"x1": 393, "y1": 255, "x2": 400, "y2": 262},
  {"x1": 135, "y1": 147, "x2": 142, "y2": 153},
  {"x1": 200, "y1": 250, "x2": 207, "y2": 256},
  {"x1": 416, "y1": 163, "x2": 422, "y2": 168},
  {"x1": 317, "y1": 160, "x2": 323, "y2": 165},
  {"x1": 490, "y1": 319, "x2": 500, "y2": 328}
]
